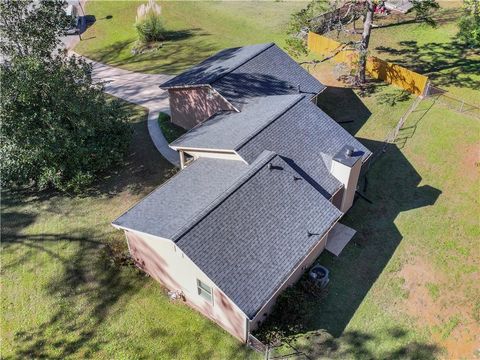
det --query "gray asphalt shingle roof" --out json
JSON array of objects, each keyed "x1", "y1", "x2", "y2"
[
  {"x1": 159, "y1": 43, "x2": 325, "y2": 108},
  {"x1": 115, "y1": 42, "x2": 372, "y2": 320},
  {"x1": 160, "y1": 43, "x2": 274, "y2": 89},
  {"x1": 175, "y1": 151, "x2": 342, "y2": 319},
  {"x1": 172, "y1": 95, "x2": 371, "y2": 198},
  {"x1": 170, "y1": 95, "x2": 303, "y2": 150},
  {"x1": 212, "y1": 44, "x2": 326, "y2": 108},
  {"x1": 237, "y1": 98, "x2": 371, "y2": 197},
  {"x1": 112, "y1": 157, "x2": 249, "y2": 239}
]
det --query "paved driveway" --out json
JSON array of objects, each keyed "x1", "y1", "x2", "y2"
[
  {"x1": 85, "y1": 57, "x2": 179, "y2": 165},
  {"x1": 62, "y1": 1, "x2": 179, "y2": 166}
]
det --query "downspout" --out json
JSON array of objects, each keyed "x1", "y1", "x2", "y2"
[{"x1": 179, "y1": 150, "x2": 186, "y2": 169}]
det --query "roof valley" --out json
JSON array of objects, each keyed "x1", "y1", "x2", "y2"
[
  {"x1": 172, "y1": 151, "x2": 276, "y2": 243},
  {"x1": 233, "y1": 95, "x2": 305, "y2": 151}
]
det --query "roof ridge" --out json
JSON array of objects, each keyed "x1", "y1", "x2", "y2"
[
  {"x1": 235, "y1": 95, "x2": 305, "y2": 152},
  {"x1": 111, "y1": 158, "x2": 207, "y2": 227},
  {"x1": 172, "y1": 150, "x2": 277, "y2": 242},
  {"x1": 209, "y1": 43, "x2": 275, "y2": 85},
  {"x1": 170, "y1": 107, "x2": 238, "y2": 148},
  {"x1": 160, "y1": 43, "x2": 275, "y2": 89}
]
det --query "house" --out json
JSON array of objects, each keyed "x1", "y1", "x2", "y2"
[
  {"x1": 159, "y1": 43, "x2": 325, "y2": 129},
  {"x1": 112, "y1": 43, "x2": 371, "y2": 343}
]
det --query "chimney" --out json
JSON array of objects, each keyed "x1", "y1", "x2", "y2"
[{"x1": 330, "y1": 145, "x2": 363, "y2": 212}]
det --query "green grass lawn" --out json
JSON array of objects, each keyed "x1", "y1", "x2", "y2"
[
  {"x1": 3, "y1": 2, "x2": 479, "y2": 359},
  {"x1": 158, "y1": 112, "x2": 185, "y2": 143},
  {"x1": 257, "y1": 74, "x2": 480, "y2": 358},
  {"x1": 75, "y1": 1, "x2": 307, "y2": 74},
  {"x1": 0, "y1": 99, "x2": 258, "y2": 360}
]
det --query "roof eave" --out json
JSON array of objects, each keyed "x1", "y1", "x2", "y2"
[
  {"x1": 159, "y1": 83, "x2": 211, "y2": 90},
  {"x1": 247, "y1": 211, "x2": 343, "y2": 320}
]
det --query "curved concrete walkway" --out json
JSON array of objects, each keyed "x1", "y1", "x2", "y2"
[{"x1": 81, "y1": 56, "x2": 180, "y2": 166}]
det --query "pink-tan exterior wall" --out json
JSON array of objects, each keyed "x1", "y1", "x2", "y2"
[
  {"x1": 168, "y1": 86, "x2": 236, "y2": 129},
  {"x1": 249, "y1": 233, "x2": 330, "y2": 331},
  {"x1": 125, "y1": 230, "x2": 248, "y2": 341},
  {"x1": 123, "y1": 227, "x2": 335, "y2": 340}
]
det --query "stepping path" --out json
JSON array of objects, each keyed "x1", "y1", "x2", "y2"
[{"x1": 79, "y1": 55, "x2": 180, "y2": 166}]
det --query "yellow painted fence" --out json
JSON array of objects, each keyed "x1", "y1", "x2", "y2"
[{"x1": 308, "y1": 32, "x2": 429, "y2": 96}]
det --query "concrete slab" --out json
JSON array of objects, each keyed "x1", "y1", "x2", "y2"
[{"x1": 325, "y1": 223, "x2": 356, "y2": 256}]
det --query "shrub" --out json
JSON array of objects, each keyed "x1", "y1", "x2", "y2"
[
  {"x1": 157, "y1": 112, "x2": 186, "y2": 143},
  {"x1": 0, "y1": 56, "x2": 132, "y2": 193},
  {"x1": 135, "y1": 0, "x2": 165, "y2": 43},
  {"x1": 458, "y1": 14, "x2": 480, "y2": 47},
  {"x1": 254, "y1": 276, "x2": 327, "y2": 345}
]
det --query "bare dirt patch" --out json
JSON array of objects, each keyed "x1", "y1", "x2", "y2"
[
  {"x1": 306, "y1": 61, "x2": 349, "y2": 88},
  {"x1": 398, "y1": 257, "x2": 480, "y2": 359},
  {"x1": 457, "y1": 143, "x2": 480, "y2": 184}
]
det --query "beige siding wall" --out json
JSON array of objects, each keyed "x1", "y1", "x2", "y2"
[
  {"x1": 331, "y1": 187, "x2": 344, "y2": 210},
  {"x1": 184, "y1": 150, "x2": 244, "y2": 162},
  {"x1": 168, "y1": 87, "x2": 236, "y2": 129},
  {"x1": 249, "y1": 233, "x2": 329, "y2": 331},
  {"x1": 330, "y1": 158, "x2": 362, "y2": 212},
  {"x1": 125, "y1": 230, "x2": 248, "y2": 341}
]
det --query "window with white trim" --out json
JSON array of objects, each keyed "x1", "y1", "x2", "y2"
[{"x1": 197, "y1": 279, "x2": 213, "y2": 303}]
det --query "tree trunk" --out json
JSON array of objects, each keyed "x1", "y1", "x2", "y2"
[{"x1": 358, "y1": 0, "x2": 374, "y2": 84}]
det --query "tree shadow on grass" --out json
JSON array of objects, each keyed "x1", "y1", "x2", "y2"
[
  {"x1": 316, "y1": 86, "x2": 372, "y2": 135},
  {"x1": 371, "y1": 7, "x2": 462, "y2": 29},
  {"x1": 2, "y1": 228, "x2": 149, "y2": 359},
  {"x1": 375, "y1": 40, "x2": 480, "y2": 90},
  {"x1": 256, "y1": 138, "x2": 442, "y2": 358},
  {"x1": 2, "y1": 231, "x2": 255, "y2": 359},
  {"x1": 272, "y1": 328, "x2": 440, "y2": 359},
  {"x1": 91, "y1": 28, "x2": 217, "y2": 74},
  {"x1": 89, "y1": 102, "x2": 176, "y2": 197}
]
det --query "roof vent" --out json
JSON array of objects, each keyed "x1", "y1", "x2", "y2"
[
  {"x1": 345, "y1": 148, "x2": 353, "y2": 157},
  {"x1": 268, "y1": 163, "x2": 284, "y2": 171},
  {"x1": 297, "y1": 84, "x2": 301, "y2": 93},
  {"x1": 293, "y1": 176, "x2": 302, "y2": 181}
]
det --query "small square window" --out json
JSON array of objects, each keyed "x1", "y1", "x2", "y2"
[{"x1": 197, "y1": 279, "x2": 213, "y2": 303}]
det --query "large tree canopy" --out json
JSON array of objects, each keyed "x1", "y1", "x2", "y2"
[
  {"x1": 458, "y1": 0, "x2": 480, "y2": 47},
  {"x1": 0, "y1": 0, "x2": 131, "y2": 192},
  {"x1": 0, "y1": 0, "x2": 67, "y2": 58}
]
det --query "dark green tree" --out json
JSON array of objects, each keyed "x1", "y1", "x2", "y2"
[
  {"x1": 457, "y1": 0, "x2": 480, "y2": 47},
  {"x1": 0, "y1": 0, "x2": 131, "y2": 192}
]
